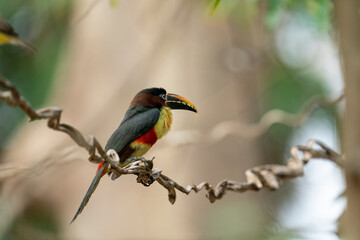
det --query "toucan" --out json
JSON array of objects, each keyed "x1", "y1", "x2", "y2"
[
  {"x1": 0, "y1": 16, "x2": 36, "y2": 52},
  {"x1": 71, "y1": 88, "x2": 197, "y2": 223}
]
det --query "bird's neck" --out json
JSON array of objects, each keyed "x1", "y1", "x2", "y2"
[{"x1": 153, "y1": 106, "x2": 173, "y2": 140}]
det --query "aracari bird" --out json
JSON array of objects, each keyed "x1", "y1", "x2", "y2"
[
  {"x1": 0, "y1": 16, "x2": 36, "y2": 52},
  {"x1": 71, "y1": 88, "x2": 197, "y2": 223}
]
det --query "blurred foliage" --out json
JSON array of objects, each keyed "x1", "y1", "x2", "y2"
[
  {"x1": 3, "y1": 201, "x2": 59, "y2": 240},
  {"x1": 208, "y1": 0, "x2": 258, "y2": 25},
  {"x1": 208, "y1": 0, "x2": 332, "y2": 31},
  {"x1": 109, "y1": 0, "x2": 120, "y2": 8},
  {"x1": 206, "y1": 0, "x2": 335, "y2": 165},
  {"x1": 266, "y1": 0, "x2": 332, "y2": 31},
  {"x1": 260, "y1": 61, "x2": 330, "y2": 164},
  {"x1": 0, "y1": 1, "x2": 71, "y2": 238},
  {"x1": 202, "y1": 201, "x2": 270, "y2": 239},
  {"x1": 210, "y1": 0, "x2": 221, "y2": 15},
  {"x1": 202, "y1": 200, "x2": 301, "y2": 239},
  {"x1": 209, "y1": 4, "x2": 337, "y2": 239},
  {"x1": 0, "y1": 0, "x2": 72, "y2": 154},
  {"x1": 259, "y1": 57, "x2": 338, "y2": 238},
  {"x1": 0, "y1": 0, "x2": 338, "y2": 239},
  {"x1": 264, "y1": 229, "x2": 300, "y2": 240}
]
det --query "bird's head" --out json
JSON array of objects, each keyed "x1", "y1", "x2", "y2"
[{"x1": 130, "y1": 87, "x2": 198, "y2": 113}]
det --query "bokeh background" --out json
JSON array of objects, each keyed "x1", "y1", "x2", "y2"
[{"x1": 0, "y1": 0, "x2": 346, "y2": 239}]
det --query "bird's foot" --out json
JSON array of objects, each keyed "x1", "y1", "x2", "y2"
[
  {"x1": 136, "y1": 173, "x2": 155, "y2": 187},
  {"x1": 110, "y1": 172, "x2": 120, "y2": 180}
]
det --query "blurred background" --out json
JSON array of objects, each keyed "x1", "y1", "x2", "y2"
[{"x1": 0, "y1": 0, "x2": 346, "y2": 239}]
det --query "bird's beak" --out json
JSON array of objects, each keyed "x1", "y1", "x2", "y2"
[{"x1": 166, "y1": 93, "x2": 198, "y2": 114}]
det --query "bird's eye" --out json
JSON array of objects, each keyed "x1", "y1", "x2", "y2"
[{"x1": 160, "y1": 94, "x2": 166, "y2": 100}]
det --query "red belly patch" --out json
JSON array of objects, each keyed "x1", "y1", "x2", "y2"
[
  {"x1": 134, "y1": 128, "x2": 158, "y2": 146},
  {"x1": 96, "y1": 163, "x2": 104, "y2": 174}
]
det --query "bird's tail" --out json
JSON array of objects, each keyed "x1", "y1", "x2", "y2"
[{"x1": 70, "y1": 162, "x2": 109, "y2": 224}]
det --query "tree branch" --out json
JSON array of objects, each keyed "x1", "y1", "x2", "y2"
[
  {"x1": 210, "y1": 93, "x2": 344, "y2": 139},
  {"x1": 166, "y1": 92, "x2": 344, "y2": 146},
  {"x1": 0, "y1": 75, "x2": 344, "y2": 204},
  {"x1": 154, "y1": 139, "x2": 343, "y2": 203}
]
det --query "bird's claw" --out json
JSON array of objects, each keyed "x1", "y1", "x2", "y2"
[{"x1": 136, "y1": 173, "x2": 155, "y2": 187}]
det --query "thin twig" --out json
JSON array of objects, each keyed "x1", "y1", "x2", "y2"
[
  {"x1": 166, "y1": 93, "x2": 344, "y2": 146},
  {"x1": 211, "y1": 93, "x2": 344, "y2": 139}
]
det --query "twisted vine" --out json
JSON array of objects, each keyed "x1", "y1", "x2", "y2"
[{"x1": 0, "y1": 75, "x2": 344, "y2": 204}]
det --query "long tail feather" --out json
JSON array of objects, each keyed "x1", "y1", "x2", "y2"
[{"x1": 70, "y1": 163, "x2": 108, "y2": 224}]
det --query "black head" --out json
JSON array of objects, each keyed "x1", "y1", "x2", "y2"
[
  {"x1": 130, "y1": 88, "x2": 167, "y2": 109},
  {"x1": 138, "y1": 88, "x2": 166, "y2": 97},
  {"x1": 130, "y1": 87, "x2": 197, "y2": 113}
]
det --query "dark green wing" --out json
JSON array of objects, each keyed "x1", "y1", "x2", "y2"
[
  {"x1": 70, "y1": 107, "x2": 160, "y2": 223},
  {"x1": 104, "y1": 106, "x2": 160, "y2": 155}
]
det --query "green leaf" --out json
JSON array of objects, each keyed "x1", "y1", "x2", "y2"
[
  {"x1": 210, "y1": 0, "x2": 221, "y2": 15},
  {"x1": 306, "y1": 0, "x2": 332, "y2": 31},
  {"x1": 266, "y1": 0, "x2": 285, "y2": 29}
]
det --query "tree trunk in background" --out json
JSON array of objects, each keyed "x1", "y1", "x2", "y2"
[{"x1": 335, "y1": 1, "x2": 360, "y2": 239}]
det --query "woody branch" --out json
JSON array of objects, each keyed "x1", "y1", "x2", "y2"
[{"x1": 0, "y1": 75, "x2": 344, "y2": 204}]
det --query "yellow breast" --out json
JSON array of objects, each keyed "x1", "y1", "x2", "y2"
[
  {"x1": 128, "y1": 107, "x2": 172, "y2": 160},
  {"x1": 154, "y1": 106, "x2": 173, "y2": 140}
]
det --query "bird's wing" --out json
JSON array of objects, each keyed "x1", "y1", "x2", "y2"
[
  {"x1": 71, "y1": 107, "x2": 160, "y2": 223},
  {"x1": 104, "y1": 107, "x2": 160, "y2": 155}
]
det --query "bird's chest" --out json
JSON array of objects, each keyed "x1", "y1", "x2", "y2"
[
  {"x1": 130, "y1": 107, "x2": 172, "y2": 156},
  {"x1": 153, "y1": 107, "x2": 173, "y2": 140},
  {"x1": 133, "y1": 107, "x2": 173, "y2": 145}
]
